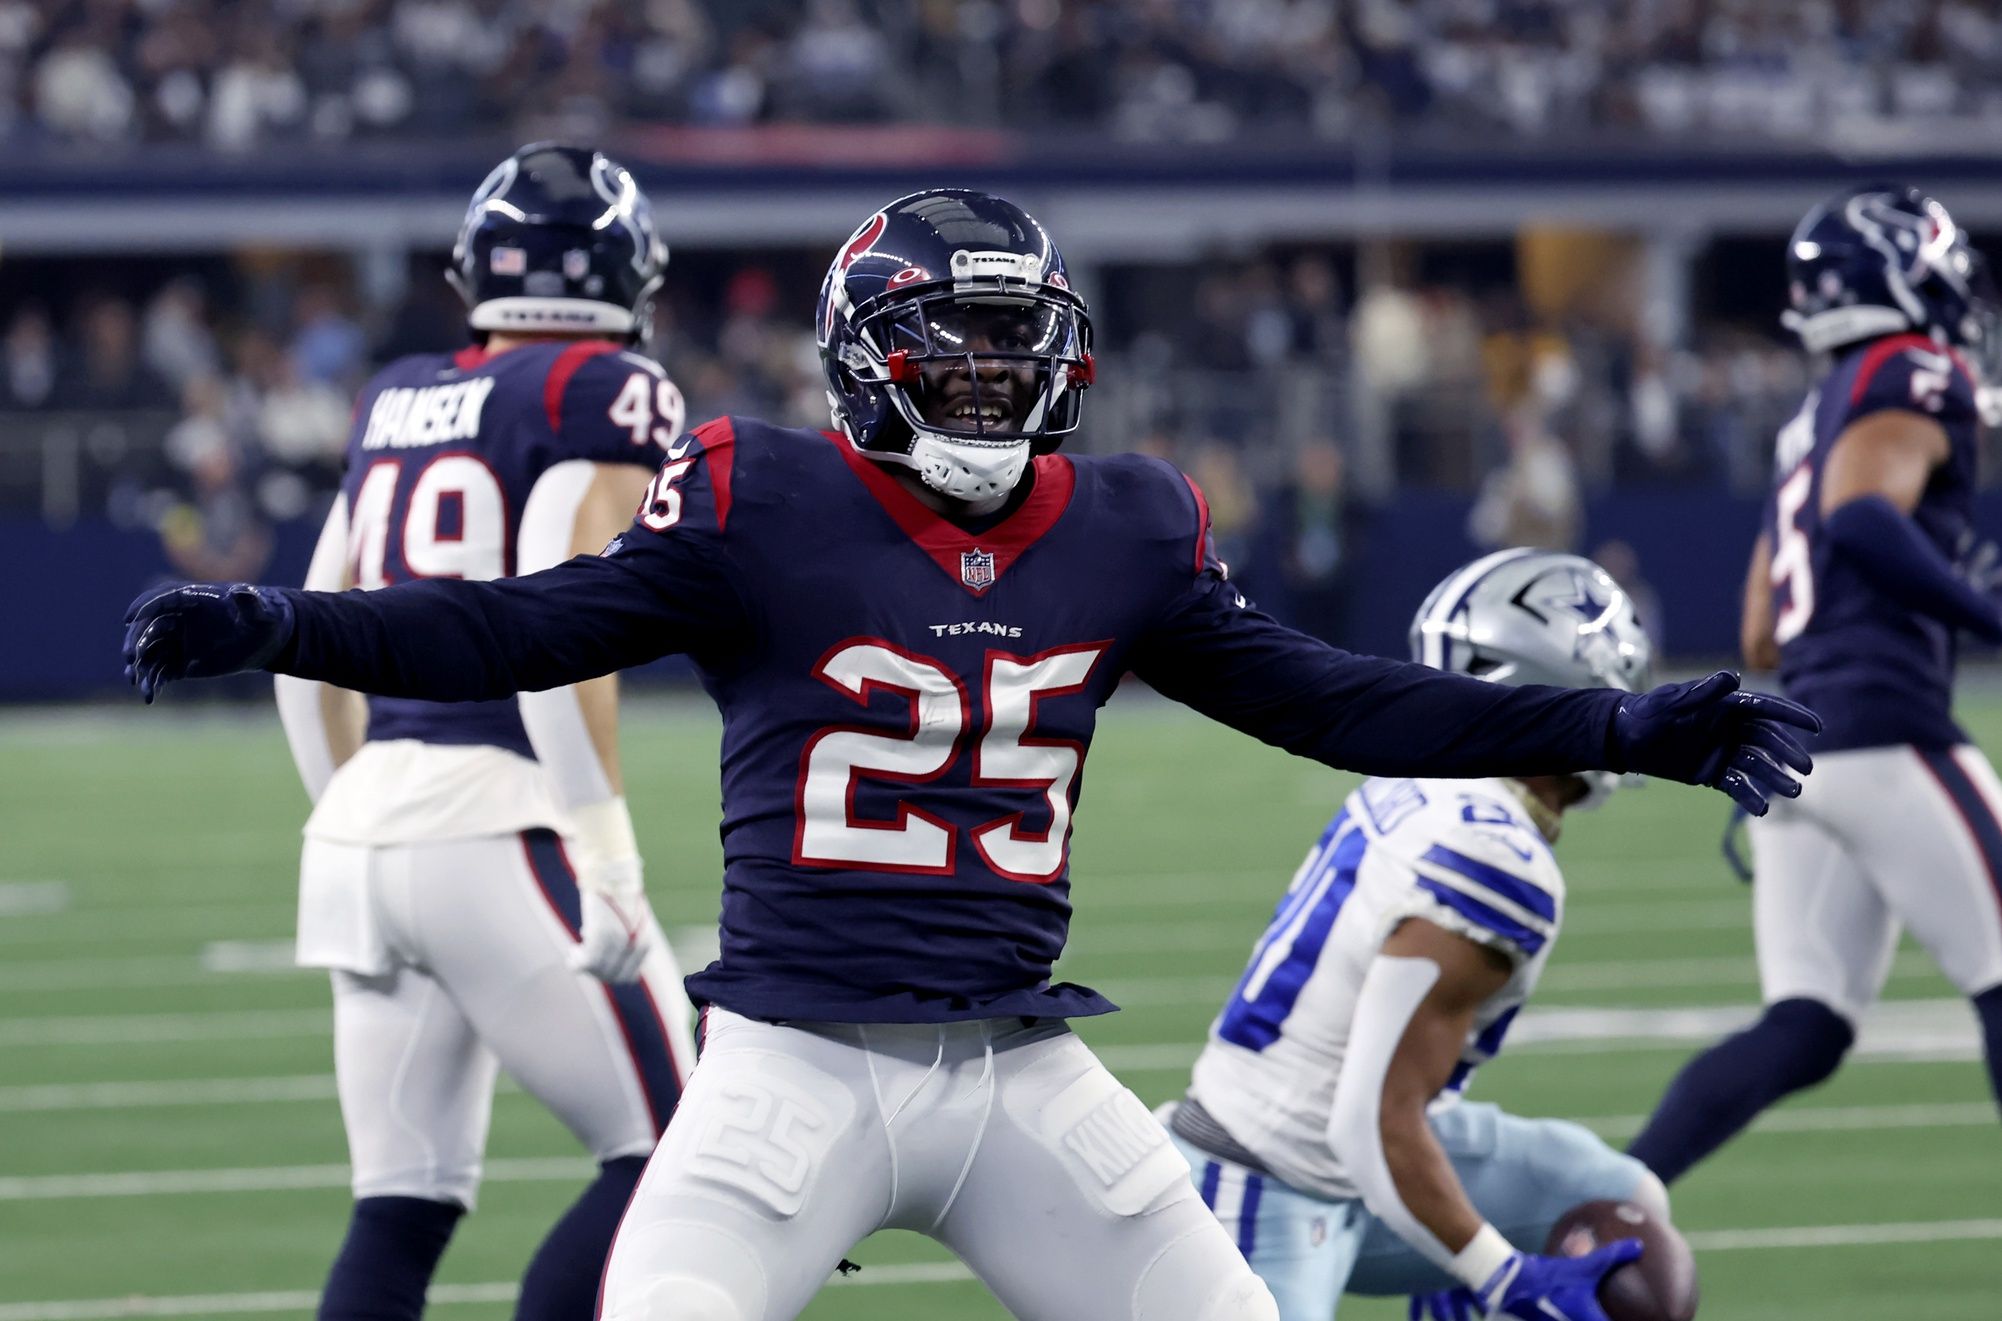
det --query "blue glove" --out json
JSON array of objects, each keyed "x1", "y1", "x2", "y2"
[
  {"x1": 1610, "y1": 670, "x2": 1818, "y2": 816},
  {"x1": 1419, "y1": 1241, "x2": 1640, "y2": 1321},
  {"x1": 122, "y1": 582, "x2": 296, "y2": 703},
  {"x1": 1410, "y1": 1287, "x2": 1479, "y2": 1320}
]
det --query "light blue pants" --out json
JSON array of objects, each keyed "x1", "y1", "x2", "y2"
[{"x1": 1173, "y1": 1101, "x2": 1651, "y2": 1321}]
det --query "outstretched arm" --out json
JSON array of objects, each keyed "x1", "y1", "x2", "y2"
[
  {"x1": 1131, "y1": 575, "x2": 1623, "y2": 778},
  {"x1": 125, "y1": 533, "x2": 748, "y2": 704},
  {"x1": 1131, "y1": 573, "x2": 1817, "y2": 812}
]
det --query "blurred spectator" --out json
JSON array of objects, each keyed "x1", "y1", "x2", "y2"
[
  {"x1": 1255, "y1": 439, "x2": 1362, "y2": 644},
  {"x1": 157, "y1": 424, "x2": 273, "y2": 583},
  {"x1": 1467, "y1": 410, "x2": 1583, "y2": 552},
  {"x1": 54, "y1": 298, "x2": 175, "y2": 411},
  {"x1": 3, "y1": 305, "x2": 60, "y2": 410},
  {"x1": 290, "y1": 284, "x2": 368, "y2": 388},
  {"x1": 6, "y1": 1, "x2": 2001, "y2": 146},
  {"x1": 142, "y1": 280, "x2": 222, "y2": 392},
  {"x1": 236, "y1": 330, "x2": 348, "y2": 488}
]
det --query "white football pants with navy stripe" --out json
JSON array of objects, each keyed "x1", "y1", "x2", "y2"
[
  {"x1": 1750, "y1": 743, "x2": 2002, "y2": 1024},
  {"x1": 1171, "y1": 1102, "x2": 1650, "y2": 1321},
  {"x1": 299, "y1": 828, "x2": 695, "y2": 1208},
  {"x1": 598, "y1": 1010, "x2": 1277, "y2": 1321}
]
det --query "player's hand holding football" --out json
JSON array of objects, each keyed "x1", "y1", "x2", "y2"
[
  {"x1": 1610, "y1": 670, "x2": 1819, "y2": 816},
  {"x1": 122, "y1": 582, "x2": 295, "y2": 702},
  {"x1": 564, "y1": 798, "x2": 657, "y2": 985},
  {"x1": 1411, "y1": 1241, "x2": 1643, "y2": 1321}
]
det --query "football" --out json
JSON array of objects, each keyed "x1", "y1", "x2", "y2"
[{"x1": 1546, "y1": 1199, "x2": 1700, "y2": 1321}]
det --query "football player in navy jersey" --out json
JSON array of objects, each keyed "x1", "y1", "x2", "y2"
[
  {"x1": 126, "y1": 189, "x2": 1815, "y2": 1321},
  {"x1": 268, "y1": 144, "x2": 696, "y2": 1320},
  {"x1": 1627, "y1": 184, "x2": 2002, "y2": 1185}
]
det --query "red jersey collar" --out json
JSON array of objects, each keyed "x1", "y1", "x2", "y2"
[{"x1": 824, "y1": 431, "x2": 1076, "y2": 597}]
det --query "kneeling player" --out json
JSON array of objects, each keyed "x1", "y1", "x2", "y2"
[{"x1": 1168, "y1": 550, "x2": 1679, "y2": 1321}]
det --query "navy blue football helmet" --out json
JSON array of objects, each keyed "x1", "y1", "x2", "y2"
[
  {"x1": 816, "y1": 189, "x2": 1093, "y2": 506},
  {"x1": 1782, "y1": 183, "x2": 1999, "y2": 380},
  {"x1": 446, "y1": 143, "x2": 667, "y2": 342}
]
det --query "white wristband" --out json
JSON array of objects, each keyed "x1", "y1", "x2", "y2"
[
  {"x1": 569, "y1": 796, "x2": 640, "y2": 867},
  {"x1": 1448, "y1": 1223, "x2": 1517, "y2": 1292}
]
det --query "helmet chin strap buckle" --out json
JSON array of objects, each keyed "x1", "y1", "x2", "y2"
[
  {"x1": 885, "y1": 350, "x2": 920, "y2": 384},
  {"x1": 1067, "y1": 353, "x2": 1096, "y2": 389}
]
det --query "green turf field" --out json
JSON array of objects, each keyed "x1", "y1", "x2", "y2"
[{"x1": 3, "y1": 692, "x2": 1999, "y2": 1319}]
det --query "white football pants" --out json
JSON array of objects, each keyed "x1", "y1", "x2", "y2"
[
  {"x1": 301, "y1": 828, "x2": 695, "y2": 1207},
  {"x1": 598, "y1": 1011, "x2": 1278, "y2": 1321},
  {"x1": 1750, "y1": 743, "x2": 2002, "y2": 1025}
]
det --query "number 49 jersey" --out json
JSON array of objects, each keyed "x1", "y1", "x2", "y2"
[
  {"x1": 340, "y1": 339, "x2": 683, "y2": 758},
  {"x1": 1767, "y1": 333, "x2": 1982, "y2": 750},
  {"x1": 1185, "y1": 775, "x2": 1562, "y2": 1203}
]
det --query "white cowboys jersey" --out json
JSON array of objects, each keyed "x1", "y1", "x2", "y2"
[{"x1": 1187, "y1": 775, "x2": 1564, "y2": 1202}]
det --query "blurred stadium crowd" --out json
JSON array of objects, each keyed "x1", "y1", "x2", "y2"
[
  {"x1": 6, "y1": 0, "x2": 2002, "y2": 147},
  {"x1": 4, "y1": 0, "x2": 1984, "y2": 658},
  {"x1": 0, "y1": 239, "x2": 1798, "y2": 646}
]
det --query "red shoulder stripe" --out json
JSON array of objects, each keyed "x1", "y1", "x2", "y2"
[
  {"x1": 693, "y1": 417, "x2": 737, "y2": 533},
  {"x1": 541, "y1": 339, "x2": 625, "y2": 433},
  {"x1": 1182, "y1": 473, "x2": 1212, "y2": 577},
  {"x1": 1848, "y1": 332, "x2": 1948, "y2": 407}
]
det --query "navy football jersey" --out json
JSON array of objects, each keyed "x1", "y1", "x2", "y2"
[
  {"x1": 340, "y1": 338, "x2": 682, "y2": 756},
  {"x1": 1766, "y1": 332, "x2": 1982, "y2": 750},
  {"x1": 280, "y1": 415, "x2": 1626, "y2": 1024}
]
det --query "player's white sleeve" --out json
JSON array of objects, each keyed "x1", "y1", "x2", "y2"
[
  {"x1": 1325, "y1": 954, "x2": 1517, "y2": 1289},
  {"x1": 515, "y1": 460, "x2": 619, "y2": 810},
  {"x1": 275, "y1": 494, "x2": 351, "y2": 802}
]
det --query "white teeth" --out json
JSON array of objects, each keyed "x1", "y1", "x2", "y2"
[{"x1": 948, "y1": 403, "x2": 1009, "y2": 421}]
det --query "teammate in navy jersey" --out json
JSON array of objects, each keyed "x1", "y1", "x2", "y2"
[
  {"x1": 1627, "y1": 183, "x2": 2002, "y2": 1186},
  {"x1": 126, "y1": 189, "x2": 1814, "y2": 1321},
  {"x1": 268, "y1": 144, "x2": 696, "y2": 1320}
]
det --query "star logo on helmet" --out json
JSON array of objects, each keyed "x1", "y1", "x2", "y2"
[{"x1": 1547, "y1": 570, "x2": 1612, "y2": 623}]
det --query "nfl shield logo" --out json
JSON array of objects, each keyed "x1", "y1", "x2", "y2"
[
  {"x1": 960, "y1": 548, "x2": 996, "y2": 591},
  {"x1": 489, "y1": 245, "x2": 527, "y2": 276},
  {"x1": 563, "y1": 249, "x2": 591, "y2": 282}
]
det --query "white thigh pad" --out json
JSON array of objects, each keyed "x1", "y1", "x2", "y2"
[
  {"x1": 298, "y1": 839, "x2": 391, "y2": 975},
  {"x1": 678, "y1": 1051, "x2": 855, "y2": 1221},
  {"x1": 1018, "y1": 1050, "x2": 1190, "y2": 1218}
]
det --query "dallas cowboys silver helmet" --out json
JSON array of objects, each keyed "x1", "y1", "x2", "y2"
[{"x1": 1411, "y1": 548, "x2": 1652, "y2": 803}]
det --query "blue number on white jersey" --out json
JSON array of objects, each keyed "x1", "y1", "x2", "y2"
[{"x1": 1216, "y1": 806, "x2": 1370, "y2": 1050}]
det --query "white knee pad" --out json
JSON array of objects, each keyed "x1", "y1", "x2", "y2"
[{"x1": 600, "y1": 1275, "x2": 745, "y2": 1321}]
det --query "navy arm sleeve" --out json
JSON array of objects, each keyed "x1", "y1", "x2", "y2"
[
  {"x1": 1130, "y1": 572, "x2": 1625, "y2": 777},
  {"x1": 272, "y1": 534, "x2": 748, "y2": 700},
  {"x1": 1824, "y1": 494, "x2": 2002, "y2": 642}
]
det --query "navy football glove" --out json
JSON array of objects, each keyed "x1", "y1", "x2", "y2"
[
  {"x1": 1412, "y1": 1241, "x2": 1642, "y2": 1321},
  {"x1": 1610, "y1": 671, "x2": 1818, "y2": 816},
  {"x1": 122, "y1": 583, "x2": 295, "y2": 703}
]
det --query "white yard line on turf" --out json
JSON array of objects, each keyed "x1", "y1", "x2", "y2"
[
  {"x1": 3, "y1": 1222, "x2": 2001, "y2": 1319},
  {"x1": 0, "y1": 1009, "x2": 329, "y2": 1046},
  {"x1": 1091, "y1": 948, "x2": 1944, "y2": 1005},
  {"x1": 1067, "y1": 901, "x2": 1755, "y2": 954},
  {"x1": 0, "y1": 1156, "x2": 592, "y2": 1200},
  {"x1": 8, "y1": 1100, "x2": 1991, "y2": 1198}
]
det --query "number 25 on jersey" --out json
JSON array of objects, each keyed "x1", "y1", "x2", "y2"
[{"x1": 794, "y1": 640, "x2": 1106, "y2": 884}]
